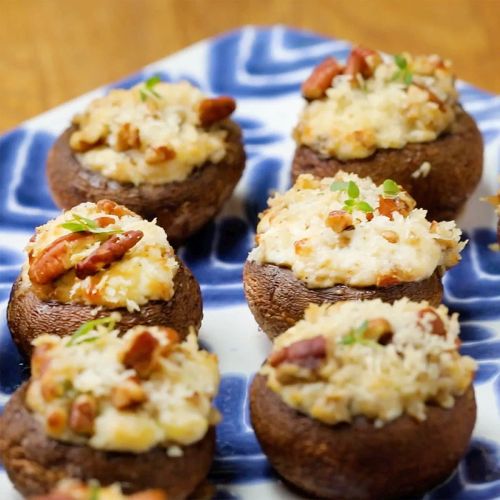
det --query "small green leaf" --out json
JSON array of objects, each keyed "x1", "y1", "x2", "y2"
[
  {"x1": 383, "y1": 179, "x2": 400, "y2": 196},
  {"x1": 141, "y1": 75, "x2": 161, "y2": 101},
  {"x1": 356, "y1": 201, "x2": 374, "y2": 213},
  {"x1": 347, "y1": 181, "x2": 360, "y2": 199},
  {"x1": 341, "y1": 320, "x2": 369, "y2": 345},
  {"x1": 344, "y1": 199, "x2": 356, "y2": 207},
  {"x1": 60, "y1": 213, "x2": 122, "y2": 235},
  {"x1": 330, "y1": 181, "x2": 349, "y2": 192},
  {"x1": 67, "y1": 317, "x2": 117, "y2": 346},
  {"x1": 404, "y1": 72, "x2": 413, "y2": 85},
  {"x1": 89, "y1": 481, "x2": 100, "y2": 500},
  {"x1": 394, "y1": 54, "x2": 407, "y2": 70}
]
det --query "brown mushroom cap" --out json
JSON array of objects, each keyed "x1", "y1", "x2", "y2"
[
  {"x1": 46, "y1": 122, "x2": 246, "y2": 246},
  {"x1": 250, "y1": 373, "x2": 476, "y2": 500},
  {"x1": 292, "y1": 109, "x2": 483, "y2": 221},
  {"x1": 243, "y1": 260, "x2": 443, "y2": 339},
  {"x1": 7, "y1": 258, "x2": 202, "y2": 357},
  {"x1": 0, "y1": 384, "x2": 215, "y2": 499}
]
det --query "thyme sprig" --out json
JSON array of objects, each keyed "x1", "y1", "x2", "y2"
[
  {"x1": 60, "y1": 213, "x2": 122, "y2": 235},
  {"x1": 330, "y1": 180, "x2": 374, "y2": 214},
  {"x1": 392, "y1": 54, "x2": 413, "y2": 85},
  {"x1": 67, "y1": 316, "x2": 117, "y2": 346},
  {"x1": 140, "y1": 75, "x2": 162, "y2": 101}
]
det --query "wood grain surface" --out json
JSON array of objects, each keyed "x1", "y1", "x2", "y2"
[{"x1": 1, "y1": 0, "x2": 499, "y2": 132}]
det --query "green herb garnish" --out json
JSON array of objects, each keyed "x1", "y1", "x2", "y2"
[
  {"x1": 330, "y1": 180, "x2": 374, "y2": 214},
  {"x1": 89, "y1": 480, "x2": 101, "y2": 500},
  {"x1": 140, "y1": 75, "x2": 162, "y2": 101},
  {"x1": 382, "y1": 179, "x2": 400, "y2": 197},
  {"x1": 392, "y1": 54, "x2": 413, "y2": 85},
  {"x1": 341, "y1": 320, "x2": 372, "y2": 345},
  {"x1": 60, "y1": 213, "x2": 122, "y2": 235},
  {"x1": 67, "y1": 316, "x2": 117, "y2": 346}
]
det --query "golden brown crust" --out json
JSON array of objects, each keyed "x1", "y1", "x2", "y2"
[
  {"x1": 7, "y1": 258, "x2": 202, "y2": 357},
  {"x1": 250, "y1": 373, "x2": 476, "y2": 500},
  {"x1": 0, "y1": 384, "x2": 214, "y2": 499},
  {"x1": 46, "y1": 122, "x2": 246, "y2": 246},
  {"x1": 243, "y1": 260, "x2": 443, "y2": 339},
  {"x1": 291, "y1": 109, "x2": 483, "y2": 221}
]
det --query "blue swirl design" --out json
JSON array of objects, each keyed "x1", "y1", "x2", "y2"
[{"x1": 0, "y1": 26, "x2": 499, "y2": 498}]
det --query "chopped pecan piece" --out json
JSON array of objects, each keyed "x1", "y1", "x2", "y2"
[
  {"x1": 294, "y1": 238, "x2": 312, "y2": 256},
  {"x1": 32, "y1": 343, "x2": 54, "y2": 378},
  {"x1": 301, "y1": 57, "x2": 343, "y2": 100},
  {"x1": 417, "y1": 307, "x2": 446, "y2": 336},
  {"x1": 376, "y1": 274, "x2": 401, "y2": 287},
  {"x1": 145, "y1": 145, "x2": 176, "y2": 164},
  {"x1": 111, "y1": 376, "x2": 147, "y2": 409},
  {"x1": 412, "y1": 82, "x2": 445, "y2": 110},
  {"x1": 269, "y1": 335, "x2": 327, "y2": 370},
  {"x1": 69, "y1": 394, "x2": 97, "y2": 435},
  {"x1": 40, "y1": 373, "x2": 65, "y2": 401},
  {"x1": 378, "y1": 195, "x2": 413, "y2": 220},
  {"x1": 96, "y1": 199, "x2": 136, "y2": 217},
  {"x1": 75, "y1": 230, "x2": 143, "y2": 279},
  {"x1": 46, "y1": 407, "x2": 68, "y2": 435},
  {"x1": 159, "y1": 326, "x2": 180, "y2": 355},
  {"x1": 29, "y1": 232, "x2": 96, "y2": 285},
  {"x1": 326, "y1": 210, "x2": 354, "y2": 233},
  {"x1": 345, "y1": 47, "x2": 379, "y2": 79},
  {"x1": 95, "y1": 216, "x2": 116, "y2": 227},
  {"x1": 381, "y1": 230, "x2": 399, "y2": 243},
  {"x1": 199, "y1": 96, "x2": 236, "y2": 126},
  {"x1": 122, "y1": 330, "x2": 160, "y2": 378},
  {"x1": 115, "y1": 123, "x2": 141, "y2": 151},
  {"x1": 365, "y1": 318, "x2": 393, "y2": 345}
]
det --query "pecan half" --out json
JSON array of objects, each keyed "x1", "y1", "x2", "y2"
[
  {"x1": 29, "y1": 232, "x2": 96, "y2": 285},
  {"x1": 96, "y1": 199, "x2": 136, "y2": 217},
  {"x1": 115, "y1": 123, "x2": 141, "y2": 151},
  {"x1": 199, "y1": 96, "x2": 236, "y2": 126},
  {"x1": 301, "y1": 57, "x2": 343, "y2": 100},
  {"x1": 326, "y1": 210, "x2": 354, "y2": 233},
  {"x1": 269, "y1": 335, "x2": 327, "y2": 370},
  {"x1": 145, "y1": 145, "x2": 176, "y2": 164},
  {"x1": 122, "y1": 330, "x2": 160, "y2": 378},
  {"x1": 75, "y1": 230, "x2": 143, "y2": 279},
  {"x1": 69, "y1": 394, "x2": 96, "y2": 435},
  {"x1": 345, "y1": 47, "x2": 378, "y2": 79},
  {"x1": 111, "y1": 376, "x2": 147, "y2": 409},
  {"x1": 417, "y1": 307, "x2": 446, "y2": 336}
]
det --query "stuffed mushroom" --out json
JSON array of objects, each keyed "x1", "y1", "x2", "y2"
[
  {"x1": 244, "y1": 173, "x2": 465, "y2": 339},
  {"x1": 0, "y1": 320, "x2": 220, "y2": 499},
  {"x1": 292, "y1": 47, "x2": 483, "y2": 221},
  {"x1": 46, "y1": 79, "x2": 246, "y2": 245},
  {"x1": 30, "y1": 479, "x2": 167, "y2": 500},
  {"x1": 7, "y1": 200, "x2": 202, "y2": 356},
  {"x1": 250, "y1": 299, "x2": 477, "y2": 499}
]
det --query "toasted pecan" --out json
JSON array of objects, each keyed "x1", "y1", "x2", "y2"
[
  {"x1": 269, "y1": 335, "x2": 327, "y2": 369},
  {"x1": 75, "y1": 230, "x2": 143, "y2": 279},
  {"x1": 417, "y1": 307, "x2": 446, "y2": 336},
  {"x1": 145, "y1": 145, "x2": 176, "y2": 164},
  {"x1": 301, "y1": 57, "x2": 343, "y2": 100},
  {"x1": 29, "y1": 232, "x2": 96, "y2": 285},
  {"x1": 96, "y1": 199, "x2": 136, "y2": 217},
  {"x1": 199, "y1": 96, "x2": 236, "y2": 126},
  {"x1": 69, "y1": 394, "x2": 97, "y2": 435},
  {"x1": 122, "y1": 330, "x2": 160, "y2": 378}
]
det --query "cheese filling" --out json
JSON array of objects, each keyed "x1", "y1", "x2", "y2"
[
  {"x1": 294, "y1": 53, "x2": 458, "y2": 160},
  {"x1": 70, "y1": 81, "x2": 229, "y2": 185},
  {"x1": 249, "y1": 173, "x2": 464, "y2": 288},
  {"x1": 21, "y1": 202, "x2": 178, "y2": 311},
  {"x1": 26, "y1": 322, "x2": 220, "y2": 453},
  {"x1": 261, "y1": 299, "x2": 476, "y2": 427}
]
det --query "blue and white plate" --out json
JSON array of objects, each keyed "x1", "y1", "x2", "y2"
[{"x1": 1, "y1": 25, "x2": 499, "y2": 499}]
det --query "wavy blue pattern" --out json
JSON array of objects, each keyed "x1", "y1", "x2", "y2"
[{"x1": 0, "y1": 25, "x2": 499, "y2": 499}]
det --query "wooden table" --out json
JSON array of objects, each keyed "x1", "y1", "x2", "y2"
[{"x1": 1, "y1": 0, "x2": 499, "y2": 132}]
